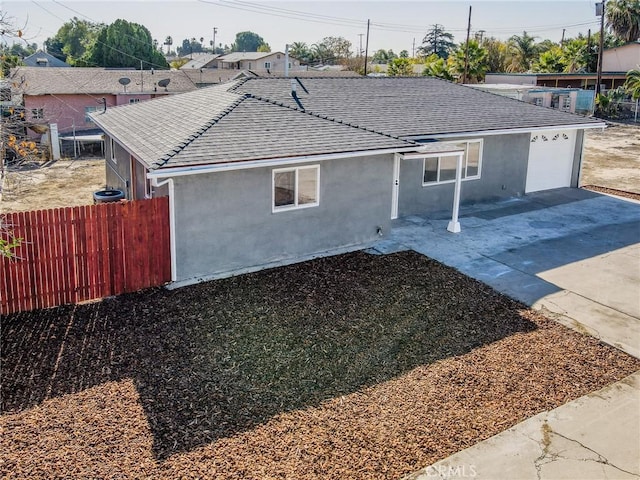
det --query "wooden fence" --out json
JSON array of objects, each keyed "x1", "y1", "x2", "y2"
[{"x1": 1, "y1": 197, "x2": 171, "y2": 315}]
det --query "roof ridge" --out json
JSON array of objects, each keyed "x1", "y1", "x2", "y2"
[
  {"x1": 248, "y1": 93, "x2": 416, "y2": 145},
  {"x1": 150, "y1": 93, "x2": 250, "y2": 169}
]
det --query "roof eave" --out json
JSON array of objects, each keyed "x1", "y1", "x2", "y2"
[{"x1": 147, "y1": 145, "x2": 424, "y2": 179}]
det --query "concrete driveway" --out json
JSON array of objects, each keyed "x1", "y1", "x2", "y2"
[{"x1": 372, "y1": 188, "x2": 640, "y2": 480}]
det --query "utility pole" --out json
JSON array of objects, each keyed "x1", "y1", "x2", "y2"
[
  {"x1": 364, "y1": 19, "x2": 370, "y2": 75},
  {"x1": 358, "y1": 33, "x2": 364, "y2": 57},
  {"x1": 212, "y1": 27, "x2": 218, "y2": 54},
  {"x1": 412, "y1": 37, "x2": 416, "y2": 58},
  {"x1": 561, "y1": 28, "x2": 566, "y2": 45},
  {"x1": 596, "y1": 0, "x2": 606, "y2": 97},
  {"x1": 462, "y1": 5, "x2": 472, "y2": 84}
]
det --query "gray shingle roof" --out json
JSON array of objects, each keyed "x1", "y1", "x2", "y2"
[
  {"x1": 91, "y1": 76, "x2": 602, "y2": 172},
  {"x1": 22, "y1": 50, "x2": 70, "y2": 68},
  {"x1": 9, "y1": 67, "x2": 197, "y2": 95},
  {"x1": 231, "y1": 77, "x2": 602, "y2": 138},
  {"x1": 91, "y1": 80, "x2": 413, "y2": 170}
]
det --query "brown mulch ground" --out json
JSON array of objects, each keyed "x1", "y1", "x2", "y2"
[
  {"x1": 2, "y1": 251, "x2": 639, "y2": 479},
  {"x1": 582, "y1": 185, "x2": 640, "y2": 202}
]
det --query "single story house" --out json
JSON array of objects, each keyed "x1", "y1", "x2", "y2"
[
  {"x1": 469, "y1": 84, "x2": 595, "y2": 115},
  {"x1": 8, "y1": 67, "x2": 198, "y2": 137},
  {"x1": 484, "y1": 72, "x2": 628, "y2": 91},
  {"x1": 22, "y1": 50, "x2": 70, "y2": 68},
  {"x1": 90, "y1": 77, "x2": 604, "y2": 285}
]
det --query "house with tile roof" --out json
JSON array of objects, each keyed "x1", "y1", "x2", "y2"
[
  {"x1": 90, "y1": 76, "x2": 604, "y2": 285},
  {"x1": 8, "y1": 67, "x2": 198, "y2": 137}
]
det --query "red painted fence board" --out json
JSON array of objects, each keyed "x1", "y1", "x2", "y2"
[{"x1": 1, "y1": 197, "x2": 171, "y2": 315}]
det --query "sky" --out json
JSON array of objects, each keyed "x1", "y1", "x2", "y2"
[{"x1": 3, "y1": 0, "x2": 604, "y2": 56}]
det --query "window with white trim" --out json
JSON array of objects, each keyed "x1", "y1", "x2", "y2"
[
  {"x1": 129, "y1": 98, "x2": 140, "y2": 104},
  {"x1": 273, "y1": 165, "x2": 319, "y2": 211},
  {"x1": 422, "y1": 139, "x2": 482, "y2": 186},
  {"x1": 264, "y1": 61, "x2": 271, "y2": 69},
  {"x1": 109, "y1": 137, "x2": 117, "y2": 164},
  {"x1": 31, "y1": 108, "x2": 44, "y2": 120}
]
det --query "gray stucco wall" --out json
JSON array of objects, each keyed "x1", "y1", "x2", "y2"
[
  {"x1": 105, "y1": 136, "x2": 133, "y2": 198},
  {"x1": 398, "y1": 133, "x2": 531, "y2": 216},
  {"x1": 172, "y1": 154, "x2": 394, "y2": 281}
]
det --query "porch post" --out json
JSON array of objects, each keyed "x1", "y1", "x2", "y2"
[{"x1": 447, "y1": 152, "x2": 464, "y2": 233}]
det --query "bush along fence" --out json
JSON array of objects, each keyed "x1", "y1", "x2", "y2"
[{"x1": 1, "y1": 197, "x2": 171, "y2": 315}]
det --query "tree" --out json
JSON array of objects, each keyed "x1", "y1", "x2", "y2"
[
  {"x1": 387, "y1": 57, "x2": 413, "y2": 76},
  {"x1": 417, "y1": 24, "x2": 456, "y2": 59},
  {"x1": 310, "y1": 42, "x2": 332, "y2": 64},
  {"x1": 534, "y1": 46, "x2": 566, "y2": 73},
  {"x1": 318, "y1": 36, "x2": 352, "y2": 63},
  {"x1": 448, "y1": 40, "x2": 488, "y2": 82},
  {"x1": 371, "y1": 49, "x2": 396, "y2": 64},
  {"x1": 257, "y1": 43, "x2": 271, "y2": 53},
  {"x1": 399, "y1": 50, "x2": 409, "y2": 58},
  {"x1": 233, "y1": 31, "x2": 267, "y2": 52},
  {"x1": 88, "y1": 19, "x2": 169, "y2": 68},
  {"x1": 561, "y1": 38, "x2": 589, "y2": 73},
  {"x1": 45, "y1": 17, "x2": 102, "y2": 66},
  {"x1": 624, "y1": 68, "x2": 640, "y2": 99},
  {"x1": 606, "y1": 0, "x2": 640, "y2": 42},
  {"x1": 288, "y1": 41, "x2": 312, "y2": 63},
  {"x1": 483, "y1": 37, "x2": 509, "y2": 72},
  {"x1": 422, "y1": 53, "x2": 454, "y2": 80},
  {"x1": 507, "y1": 31, "x2": 538, "y2": 72},
  {"x1": 177, "y1": 38, "x2": 205, "y2": 57}
]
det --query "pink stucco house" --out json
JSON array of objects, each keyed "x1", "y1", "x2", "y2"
[{"x1": 8, "y1": 67, "x2": 198, "y2": 137}]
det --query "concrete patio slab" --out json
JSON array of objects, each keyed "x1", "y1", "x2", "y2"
[{"x1": 382, "y1": 188, "x2": 640, "y2": 480}]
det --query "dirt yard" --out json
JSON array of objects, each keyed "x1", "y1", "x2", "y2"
[
  {"x1": 0, "y1": 158, "x2": 105, "y2": 213},
  {"x1": 1, "y1": 251, "x2": 639, "y2": 479},
  {"x1": 582, "y1": 122, "x2": 640, "y2": 194}
]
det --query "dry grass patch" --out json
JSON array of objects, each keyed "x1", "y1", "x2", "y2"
[{"x1": 2, "y1": 251, "x2": 638, "y2": 479}]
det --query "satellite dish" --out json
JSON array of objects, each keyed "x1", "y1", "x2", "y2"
[
  {"x1": 118, "y1": 77, "x2": 131, "y2": 86},
  {"x1": 157, "y1": 78, "x2": 171, "y2": 90}
]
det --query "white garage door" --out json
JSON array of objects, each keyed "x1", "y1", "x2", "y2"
[{"x1": 525, "y1": 130, "x2": 576, "y2": 193}]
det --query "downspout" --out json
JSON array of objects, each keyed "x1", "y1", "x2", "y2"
[
  {"x1": 285, "y1": 44, "x2": 289, "y2": 77},
  {"x1": 151, "y1": 177, "x2": 177, "y2": 282}
]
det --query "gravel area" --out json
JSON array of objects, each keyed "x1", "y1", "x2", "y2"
[
  {"x1": 2, "y1": 251, "x2": 638, "y2": 479},
  {"x1": 582, "y1": 185, "x2": 640, "y2": 202}
]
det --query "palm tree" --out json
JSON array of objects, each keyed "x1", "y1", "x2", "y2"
[
  {"x1": 422, "y1": 53, "x2": 454, "y2": 80},
  {"x1": 507, "y1": 31, "x2": 538, "y2": 72},
  {"x1": 625, "y1": 68, "x2": 640, "y2": 99},
  {"x1": 288, "y1": 41, "x2": 311, "y2": 63},
  {"x1": 606, "y1": 0, "x2": 640, "y2": 43},
  {"x1": 448, "y1": 40, "x2": 488, "y2": 83},
  {"x1": 534, "y1": 46, "x2": 566, "y2": 73}
]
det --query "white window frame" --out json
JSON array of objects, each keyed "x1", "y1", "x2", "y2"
[
  {"x1": 421, "y1": 139, "x2": 483, "y2": 187},
  {"x1": 109, "y1": 137, "x2": 117, "y2": 164},
  {"x1": 264, "y1": 61, "x2": 271, "y2": 69},
  {"x1": 31, "y1": 108, "x2": 44, "y2": 120},
  {"x1": 272, "y1": 165, "x2": 320, "y2": 213},
  {"x1": 129, "y1": 98, "x2": 140, "y2": 104}
]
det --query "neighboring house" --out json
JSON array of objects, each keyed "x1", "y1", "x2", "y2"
[
  {"x1": 22, "y1": 50, "x2": 70, "y2": 68},
  {"x1": 182, "y1": 67, "x2": 360, "y2": 87},
  {"x1": 485, "y1": 72, "x2": 628, "y2": 91},
  {"x1": 8, "y1": 67, "x2": 198, "y2": 137},
  {"x1": 180, "y1": 53, "x2": 221, "y2": 70},
  {"x1": 602, "y1": 41, "x2": 640, "y2": 73},
  {"x1": 470, "y1": 84, "x2": 595, "y2": 115},
  {"x1": 216, "y1": 51, "x2": 303, "y2": 73},
  {"x1": 90, "y1": 77, "x2": 604, "y2": 285}
]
